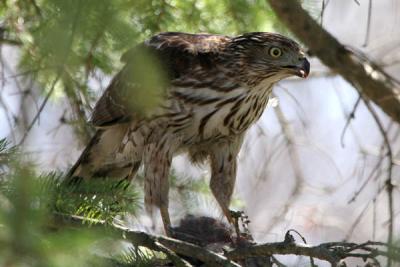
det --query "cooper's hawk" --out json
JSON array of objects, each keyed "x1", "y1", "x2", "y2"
[{"x1": 67, "y1": 32, "x2": 310, "y2": 233}]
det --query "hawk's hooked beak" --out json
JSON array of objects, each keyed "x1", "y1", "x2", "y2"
[
  {"x1": 284, "y1": 57, "x2": 310, "y2": 78},
  {"x1": 295, "y1": 57, "x2": 310, "y2": 78}
]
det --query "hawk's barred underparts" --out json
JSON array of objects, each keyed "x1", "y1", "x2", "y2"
[{"x1": 67, "y1": 32, "x2": 310, "y2": 233}]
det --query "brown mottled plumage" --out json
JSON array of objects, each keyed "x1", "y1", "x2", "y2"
[{"x1": 67, "y1": 32, "x2": 310, "y2": 233}]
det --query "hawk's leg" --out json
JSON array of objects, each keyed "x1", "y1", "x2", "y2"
[
  {"x1": 230, "y1": 210, "x2": 252, "y2": 242},
  {"x1": 209, "y1": 135, "x2": 243, "y2": 231},
  {"x1": 143, "y1": 141, "x2": 173, "y2": 234}
]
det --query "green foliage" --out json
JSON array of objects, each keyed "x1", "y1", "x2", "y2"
[
  {"x1": 53, "y1": 176, "x2": 141, "y2": 223},
  {"x1": 0, "y1": 164, "x2": 176, "y2": 266},
  {"x1": 119, "y1": 48, "x2": 168, "y2": 117},
  {"x1": 0, "y1": 167, "x2": 107, "y2": 267},
  {"x1": 0, "y1": 0, "x2": 284, "y2": 141},
  {"x1": 0, "y1": 140, "x2": 145, "y2": 266},
  {"x1": 2, "y1": 0, "x2": 280, "y2": 95},
  {"x1": 1, "y1": 170, "x2": 142, "y2": 223}
]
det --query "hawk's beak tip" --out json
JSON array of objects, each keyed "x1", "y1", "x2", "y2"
[
  {"x1": 299, "y1": 58, "x2": 310, "y2": 78},
  {"x1": 284, "y1": 58, "x2": 310, "y2": 78},
  {"x1": 299, "y1": 69, "x2": 308, "y2": 78}
]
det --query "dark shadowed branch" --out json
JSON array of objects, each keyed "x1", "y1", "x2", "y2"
[
  {"x1": 53, "y1": 213, "x2": 241, "y2": 267},
  {"x1": 53, "y1": 213, "x2": 399, "y2": 267}
]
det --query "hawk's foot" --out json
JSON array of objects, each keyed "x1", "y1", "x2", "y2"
[{"x1": 229, "y1": 210, "x2": 253, "y2": 243}]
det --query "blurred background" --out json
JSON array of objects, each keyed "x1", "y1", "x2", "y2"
[{"x1": 0, "y1": 0, "x2": 399, "y2": 266}]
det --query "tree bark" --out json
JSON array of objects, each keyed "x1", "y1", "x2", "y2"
[
  {"x1": 267, "y1": 0, "x2": 400, "y2": 123},
  {"x1": 53, "y1": 213, "x2": 399, "y2": 266}
]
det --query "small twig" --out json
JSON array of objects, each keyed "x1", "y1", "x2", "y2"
[
  {"x1": 347, "y1": 156, "x2": 382, "y2": 204},
  {"x1": 319, "y1": 0, "x2": 330, "y2": 26},
  {"x1": 340, "y1": 95, "x2": 361, "y2": 148},
  {"x1": 271, "y1": 255, "x2": 287, "y2": 267},
  {"x1": 286, "y1": 229, "x2": 316, "y2": 266},
  {"x1": 372, "y1": 198, "x2": 376, "y2": 240},
  {"x1": 276, "y1": 84, "x2": 308, "y2": 128},
  {"x1": 266, "y1": 96, "x2": 304, "y2": 231},
  {"x1": 345, "y1": 200, "x2": 371, "y2": 240},
  {"x1": 18, "y1": 0, "x2": 82, "y2": 145},
  {"x1": 361, "y1": 97, "x2": 394, "y2": 267},
  {"x1": 18, "y1": 72, "x2": 62, "y2": 145},
  {"x1": 362, "y1": 0, "x2": 372, "y2": 47},
  {"x1": 154, "y1": 241, "x2": 193, "y2": 267}
]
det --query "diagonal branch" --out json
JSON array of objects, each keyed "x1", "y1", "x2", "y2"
[
  {"x1": 266, "y1": 0, "x2": 400, "y2": 124},
  {"x1": 52, "y1": 213, "x2": 241, "y2": 267}
]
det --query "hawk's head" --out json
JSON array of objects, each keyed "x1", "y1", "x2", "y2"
[{"x1": 228, "y1": 32, "x2": 310, "y2": 86}]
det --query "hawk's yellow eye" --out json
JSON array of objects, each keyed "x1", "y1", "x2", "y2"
[{"x1": 269, "y1": 47, "x2": 282, "y2": 58}]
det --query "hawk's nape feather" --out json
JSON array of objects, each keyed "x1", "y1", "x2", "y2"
[
  {"x1": 90, "y1": 32, "x2": 232, "y2": 128},
  {"x1": 67, "y1": 32, "x2": 309, "y2": 233}
]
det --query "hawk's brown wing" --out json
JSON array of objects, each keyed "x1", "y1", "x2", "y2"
[{"x1": 90, "y1": 32, "x2": 231, "y2": 127}]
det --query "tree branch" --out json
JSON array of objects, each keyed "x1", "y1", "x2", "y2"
[
  {"x1": 226, "y1": 238, "x2": 400, "y2": 267},
  {"x1": 266, "y1": 0, "x2": 400, "y2": 124},
  {"x1": 53, "y1": 213, "x2": 400, "y2": 266},
  {"x1": 52, "y1": 213, "x2": 240, "y2": 267},
  {"x1": 227, "y1": 241, "x2": 339, "y2": 265}
]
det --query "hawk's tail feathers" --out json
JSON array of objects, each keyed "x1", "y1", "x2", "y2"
[
  {"x1": 65, "y1": 125, "x2": 131, "y2": 182},
  {"x1": 65, "y1": 130, "x2": 103, "y2": 181}
]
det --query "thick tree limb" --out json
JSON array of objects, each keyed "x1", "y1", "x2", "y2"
[
  {"x1": 53, "y1": 213, "x2": 399, "y2": 266},
  {"x1": 267, "y1": 0, "x2": 400, "y2": 124},
  {"x1": 227, "y1": 241, "x2": 338, "y2": 265},
  {"x1": 124, "y1": 230, "x2": 240, "y2": 267},
  {"x1": 226, "y1": 239, "x2": 400, "y2": 266},
  {"x1": 53, "y1": 213, "x2": 240, "y2": 267}
]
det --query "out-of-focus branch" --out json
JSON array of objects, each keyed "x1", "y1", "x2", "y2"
[
  {"x1": 0, "y1": 26, "x2": 23, "y2": 46},
  {"x1": 63, "y1": 71, "x2": 93, "y2": 143},
  {"x1": 29, "y1": 0, "x2": 42, "y2": 17},
  {"x1": 0, "y1": 38, "x2": 22, "y2": 46},
  {"x1": 266, "y1": 93, "x2": 303, "y2": 231},
  {"x1": 267, "y1": 0, "x2": 400, "y2": 124},
  {"x1": 18, "y1": 71, "x2": 62, "y2": 145},
  {"x1": 340, "y1": 95, "x2": 361, "y2": 148},
  {"x1": 361, "y1": 97, "x2": 394, "y2": 267}
]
